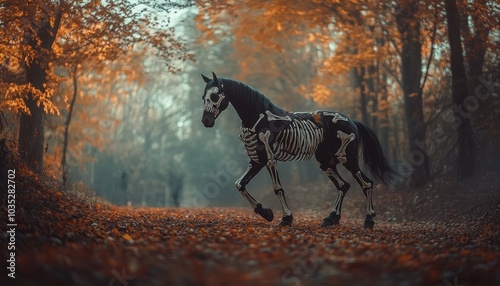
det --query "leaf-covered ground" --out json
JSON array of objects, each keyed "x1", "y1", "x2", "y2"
[
  {"x1": 3, "y1": 205, "x2": 500, "y2": 286},
  {"x1": 2, "y1": 188, "x2": 500, "y2": 285},
  {"x1": 1, "y1": 142, "x2": 499, "y2": 286}
]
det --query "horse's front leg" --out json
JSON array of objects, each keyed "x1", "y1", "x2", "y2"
[
  {"x1": 266, "y1": 160, "x2": 293, "y2": 226},
  {"x1": 258, "y1": 130, "x2": 293, "y2": 226},
  {"x1": 235, "y1": 161, "x2": 274, "y2": 222}
]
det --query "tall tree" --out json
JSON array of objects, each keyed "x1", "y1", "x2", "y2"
[
  {"x1": 395, "y1": 0, "x2": 430, "y2": 187},
  {"x1": 61, "y1": 66, "x2": 79, "y2": 182},
  {"x1": 461, "y1": 0, "x2": 491, "y2": 101},
  {"x1": 459, "y1": 0, "x2": 497, "y2": 169},
  {"x1": 445, "y1": 0, "x2": 475, "y2": 178},
  {"x1": 18, "y1": 1, "x2": 63, "y2": 172},
  {"x1": 1, "y1": 0, "x2": 192, "y2": 173}
]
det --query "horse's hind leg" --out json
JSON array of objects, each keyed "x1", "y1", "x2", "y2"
[
  {"x1": 315, "y1": 146, "x2": 351, "y2": 227},
  {"x1": 343, "y1": 156, "x2": 376, "y2": 229}
]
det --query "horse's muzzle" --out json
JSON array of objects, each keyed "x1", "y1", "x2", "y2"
[{"x1": 202, "y1": 111, "x2": 215, "y2": 127}]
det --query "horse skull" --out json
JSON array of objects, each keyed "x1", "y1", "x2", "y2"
[{"x1": 204, "y1": 87, "x2": 225, "y2": 116}]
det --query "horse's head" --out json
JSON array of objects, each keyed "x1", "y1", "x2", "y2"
[{"x1": 201, "y1": 72, "x2": 229, "y2": 128}]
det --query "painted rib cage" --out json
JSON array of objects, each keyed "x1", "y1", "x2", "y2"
[
  {"x1": 240, "y1": 128, "x2": 259, "y2": 162},
  {"x1": 273, "y1": 119, "x2": 324, "y2": 162}
]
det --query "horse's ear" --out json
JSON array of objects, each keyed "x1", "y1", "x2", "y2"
[
  {"x1": 201, "y1": 74, "x2": 211, "y2": 83},
  {"x1": 212, "y1": 71, "x2": 221, "y2": 87}
]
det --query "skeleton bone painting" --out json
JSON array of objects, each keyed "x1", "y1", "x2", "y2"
[{"x1": 200, "y1": 72, "x2": 394, "y2": 229}]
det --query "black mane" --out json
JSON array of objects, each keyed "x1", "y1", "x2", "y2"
[{"x1": 221, "y1": 78, "x2": 288, "y2": 127}]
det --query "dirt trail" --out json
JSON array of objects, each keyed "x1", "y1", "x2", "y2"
[
  {"x1": 1, "y1": 141, "x2": 499, "y2": 285},
  {"x1": 2, "y1": 204, "x2": 499, "y2": 286}
]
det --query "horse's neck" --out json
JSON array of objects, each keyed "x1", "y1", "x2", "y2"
[
  {"x1": 230, "y1": 94, "x2": 263, "y2": 128},
  {"x1": 224, "y1": 80, "x2": 268, "y2": 128}
]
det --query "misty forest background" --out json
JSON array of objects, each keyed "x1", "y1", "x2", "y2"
[{"x1": 1, "y1": 0, "x2": 499, "y2": 208}]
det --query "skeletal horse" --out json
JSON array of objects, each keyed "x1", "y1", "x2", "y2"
[{"x1": 200, "y1": 72, "x2": 394, "y2": 228}]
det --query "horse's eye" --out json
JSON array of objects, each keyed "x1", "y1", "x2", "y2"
[{"x1": 210, "y1": 93, "x2": 219, "y2": 102}]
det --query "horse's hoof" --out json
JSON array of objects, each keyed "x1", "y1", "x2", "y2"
[
  {"x1": 254, "y1": 203, "x2": 274, "y2": 222},
  {"x1": 364, "y1": 220, "x2": 374, "y2": 230},
  {"x1": 278, "y1": 215, "x2": 293, "y2": 227},
  {"x1": 320, "y1": 218, "x2": 335, "y2": 227},
  {"x1": 364, "y1": 215, "x2": 375, "y2": 229},
  {"x1": 320, "y1": 214, "x2": 340, "y2": 227},
  {"x1": 320, "y1": 217, "x2": 340, "y2": 227}
]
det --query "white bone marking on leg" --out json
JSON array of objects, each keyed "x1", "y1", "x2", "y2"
[
  {"x1": 331, "y1": 190, "x2": 344, "y2": 215},
  {"x1": 355, "y1": 171, "x2": 372, "y2": 189},
  {"x1": 365, "y1": 188, "x2": 375, "y2": 215},
  {"x1": 236, "y1": 164, "x2": 260, "y2": 209},
  {"x1": 276, "y1": 190, "x2": 292, "y2": 216},
  {"x1": 240, "y1": 189, "x2": 258, "y2": 209},
  {"x1": 267, "y1": 161, "x2": 283, "y2": 191},
  {"x1": 259, "y1": 130, "x2": 273, "y2": 161},
  {"x1": 235, "y1": 164, "x2": 251, "y2": 190},
  {"x1": 261, "y1": 129, "x2": 283, "y2": 191},
  {"x1": 335, "y1": 131, "x2": 355, "y2": 163},
  {"x1": 323, "y1": 112, "x2": 348, "y2": 123},
  {"x1": 265, "y1": 110, "x2": 291, "y2": 121},
  {"x1": 324, "y1": 168, "x2": 345, "y2": 187},
  {"x1": 324, "y1": 168, "x2": 335, "y2": 177}
]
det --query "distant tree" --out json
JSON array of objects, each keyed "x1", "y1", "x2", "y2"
[
  {"x1": 83, "y1": 50, "x2": 193, "y2": 205},
  {"x1": 444, "y1": 0, "x2": 475, "y2": 178},
  {"x1": 198, "y1": 0, "x2": 499, "y2": 180},
  {"x1": 196, "y1": 0, "x2": 426, "y2": 183},
  {"x1": 121, "y1": 170, "x2": 129, "y2": 204},
  {"x1": 0, "y1": 0, "x2": 192, "y2": 173},
  {"x1": 167, "y1": 168, "x2": 183, "y2": 207},
  {"x1": 458, "y1": 0, "x2": 499, "y2": 172},
  {"x1": 395, "y1": 0, "x2": 430, "y2": 187}
]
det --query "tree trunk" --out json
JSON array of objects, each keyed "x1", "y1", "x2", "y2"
[
  {"x1": 379, "y1": 71, "x2": 390, "y2": 157},
  {"x1": 460, "y1": 0, "x2": 492, "y2": 168},
  {"x1": 167, "y1": 169, "x2": 183, "y2": 207},
  {"x1": 375, "y1": 30, "x2": 389, "y2": 156},
  {"x1": 461, "y1": 0, "x2": 489, "y2": 89},
  {"x1": 18, "y1": 10, "x2": 62, "y2": 173},
  {"x1": 367, "y1": 63, "x2": 378, "y2": 135},
  {"x1": 62, "y1": 67, "x2": 79, "y2": 182},
  {"x1": 396, "y1": 0, "x2": 430, "y2": 188},
  {"x1": 445, "y1": 0, "x2": 475, "y2": 178},
  {"x1": 351, "y1": 66, "x2": 369, "y2": 125},
  {"x1": 392, "y1": 107, "x2": 401, "y2": 160},
  {"x1": 19, "y1": 84, "x2": 45, "y2": 173}
]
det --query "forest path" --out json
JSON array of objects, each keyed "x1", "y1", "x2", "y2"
[
  {"x1": 7, "y1": 207, "x2": 499, "y2": 286},
  {"x1": 2, "y1": 152, "x2": 499, "y2": 286}
]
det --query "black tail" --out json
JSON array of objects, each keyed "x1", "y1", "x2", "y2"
[{"x1": 354, "y1": 121, "x2": 394, "y2": 183}]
